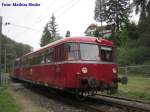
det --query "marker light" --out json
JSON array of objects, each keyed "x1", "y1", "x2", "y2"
[
  {"x1": 96, "y1": 38, "x2": 101, "y2": 43},
  {"x1": 81, "y1": 67, "x2": 88, "y2": 74},
  {"x1": 112, "y1": 67, "x2": 117, "y2": 74}
]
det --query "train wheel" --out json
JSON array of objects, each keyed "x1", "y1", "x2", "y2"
[{"x1": 75, "y1": 89, "x2": 86, "y2": 101}]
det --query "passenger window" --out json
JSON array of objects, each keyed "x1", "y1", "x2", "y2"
[
  {"x1": 46, "y1": 48, "x2": 54, "y2": 63},
  {"x1": 15, "y1": 58, "x2": 20, "y2": 67},
  {"x1": 41, "y1": 55, "x2": 45, "y2": 64},
  {"x1": 65, "y1": 43, "x2": 79, "y2": 60}
]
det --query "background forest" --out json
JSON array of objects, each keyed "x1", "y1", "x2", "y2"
[
  {"x1": 0, "y1": 34, "x2": 32, "y2": 72},
  {"x1": 94, "y1": 0, "x2": 150, "y2": 66}
]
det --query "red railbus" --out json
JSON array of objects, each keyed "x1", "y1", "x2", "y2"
[{"x1": 11, "y1": 37, "x2": 127, "y2": 98}]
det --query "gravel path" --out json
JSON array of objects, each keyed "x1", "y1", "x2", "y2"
[{"x1": 8, "y1": 85, "x2": 89, "y2": 112}]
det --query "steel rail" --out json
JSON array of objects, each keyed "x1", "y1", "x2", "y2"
[
  {"x1": 99, "y1": 94, "x2": 150, "y2": 104},
  {"x1": 87, "y1": 95, "x2": 150, "y2": 112}
]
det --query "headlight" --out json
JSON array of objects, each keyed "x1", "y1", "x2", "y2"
[
  {"x1": 81, "y1": 67, "x2": 88, "y2": 74},
  {"x1": 112, "y1": 67, "x2": 117, "y2": 74}
]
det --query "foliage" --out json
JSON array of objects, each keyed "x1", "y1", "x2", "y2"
[
  {"x1": 94, "y1": 0, "x2": 105, "y2": 22},
  {"x1": 117, "y1": 21, "x2": 150, "y2": 65},
  {"x1": 133, "y1": 0, "x2": 150, "y2": 47},
  {"x1": 40, "y1": 24, "x2": 52, "y2": 47},
  {"x1": 118, "y1": 46, "x2": 150, "y2": 66},
  {"x1": 48, "y1": 13, "x2": 59, "y2": 39},
  {"x1": 114, "y1": 29, "x2": 128, "y2": 47},
  {"x1": 0, "y1": 88, "x2": 20, "y2": 112},
  {"x1": 104, "y1": 0, "x2": 130, "y2": 31},
  {"x1": 95, "y1": 0, "x2": 130, "y2": 31},
  {"x1": 94, "y1": 0, "x2": 131, "y2": 46},
  {"x1": 1, "y1": 35, "x2": 32, "y2": 57},
  {"x1": 133, "y1": 0, "x2": 148, "y2": 22},
  {"x1": 0, "y1": 34, "x2": 32, "y2": 71},
  {"x1": 94, "y1": 1, "x2": 150, "y2": 66},
  {"x1": 114, "y1": 22, "x2": 139, "y2": 47},
  {"x1": 126, "y1": 22, "x2": 139, "y2": 40},
  {"x1": 40, "y1": 13, "x2": 60, "y2": 47}
]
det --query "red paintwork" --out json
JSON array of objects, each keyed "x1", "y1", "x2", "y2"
[
  {"x1": 23, "y1": 36, "x2": 113, "y2": 56},
  {"x1": 12, "y1": 37, "x2": 117, "y2": 91}
]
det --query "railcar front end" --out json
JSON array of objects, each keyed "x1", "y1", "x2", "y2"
[{"x1": 63, "y1": 41, "x2": 122, "y2": 96}]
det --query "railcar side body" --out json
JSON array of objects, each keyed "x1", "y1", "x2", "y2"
[{"x1": 12, "y1": 37, "x2": 124, "y2": 95}]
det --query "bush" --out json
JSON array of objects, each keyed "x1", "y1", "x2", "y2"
[{"x1": 117, "y1": 47, "x2": 150, "y2": 66}]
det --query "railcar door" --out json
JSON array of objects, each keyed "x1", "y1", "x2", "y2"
[{"x1": 53, "y1": 44, "x2": 65, "y2": 89}]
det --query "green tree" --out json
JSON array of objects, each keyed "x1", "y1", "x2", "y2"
[
  {"x1": 133, "y1": 0, "x2": 148, "y2": 36},
  {"x1": 133, "y1": 0, "x2": 148, "y2": 22},
  {"x1": 0, "y1": 34, "x2": 32, "y2": 72},
  {"x1": 40, "y1": 24, "x2": 52, "y2": 47},
  {"x1": 133, "y1": 0, "x2": 150, "y2": 47},
  {"x1": 94, "y1": 0, "x2": 130, "y2": 46},
  {"x1": 126, "y1": 22, "x2": 139, "y2": 40},
  {"x1": 95, "y1": 0, "x2": 130, "y2": 31},
  {"x1": 48, "y1": 13, "x2": 59, "y2": 39},
  {"x1": 94, "y1": 0, "x2": 105, "y2": 22},
  {"x1": 118, "y1": 46, "x2": 150, "y2": 65},
  {"x1": 40, "y1": 13, "x2": 60, "y2": 47},
  {"x1": 103, "y1": 0, "x2": 130, "y2": 31},
  {"x1": 112, "y1": 22, "x2": 139, "y2": 47}
]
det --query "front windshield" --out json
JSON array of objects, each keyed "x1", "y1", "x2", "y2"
[
  {"x1": 65, "y1": 43, "x2": 114, "y2": 62},
  {"x1": 80, "y1": 43, "x2": 100, "y2": 60}
]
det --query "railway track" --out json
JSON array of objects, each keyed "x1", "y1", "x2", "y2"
[
  {"x1": 11, "y1": 82, "x2": 150, "y2": 112},
  {"x1": 82, "y1": 95, "x2": 150, "y2": 112},
  {"x1": 30, "y1": 86, "x2": 150, "y2": 112}
]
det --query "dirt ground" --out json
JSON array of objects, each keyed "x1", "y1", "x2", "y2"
[{"x1": 8, "y1": 87, "x2": 50, "y2": 112}]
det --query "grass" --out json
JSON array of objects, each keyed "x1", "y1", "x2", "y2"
[
  {"x1": 0, "y1": 87, "x2": 20, "y2": 112},
  {"x1": 114, "y1": 75, "x2": 150, "y2": 101}
]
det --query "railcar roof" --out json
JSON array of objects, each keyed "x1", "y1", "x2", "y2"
[{"x1": 23, "y1": 36, "x2": 113, "y2": 57}]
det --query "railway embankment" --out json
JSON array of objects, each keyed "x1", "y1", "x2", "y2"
[{"x1": 7, "y1": 83, "x2": 89, "y2": 112}]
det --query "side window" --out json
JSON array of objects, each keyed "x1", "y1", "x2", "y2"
[
  {"x1": 59, "y1": 45, "x2": 65, "y2": 61},
  {"x1": 54, "y1": 44, "x2": 65, "y2": 62},
  {"x1": 34, "y1": 54, "x2": 42, "y2": 65},
  {"x1": 54, "y1": 46, "x2": 59, "y2": 62},
  {"x1": 31, "y1": 54, "x2": 38, "y2": 65},
  {"x1": 26, "y1": 56, "x2": 31, "y2": 65},
  {"x1": 15, "y1": 59, "x2": 20, "y2": 67},
  {"x1": 46, "y1": 48, "x2": 54, "y2": 63},
  {"x1": 65, "y1": 43, "x2": 79, "y2": 60},
  {"x1": 29, "y1": 54, "x2": 34, "y2": 65},
  {"x1": 22, "y1": 57, "x2": 27, "y2": 66},
  {"x1": 41, "y1": 54, "x2": 45, "y2": 64}
]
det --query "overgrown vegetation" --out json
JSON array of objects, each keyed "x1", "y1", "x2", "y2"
[
  {"x1": 0, "y1": 88, "x2": 20, "y2": 112},
  {"x1": 40, "y1": 13, "x2": 61, "y2": 47}
]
